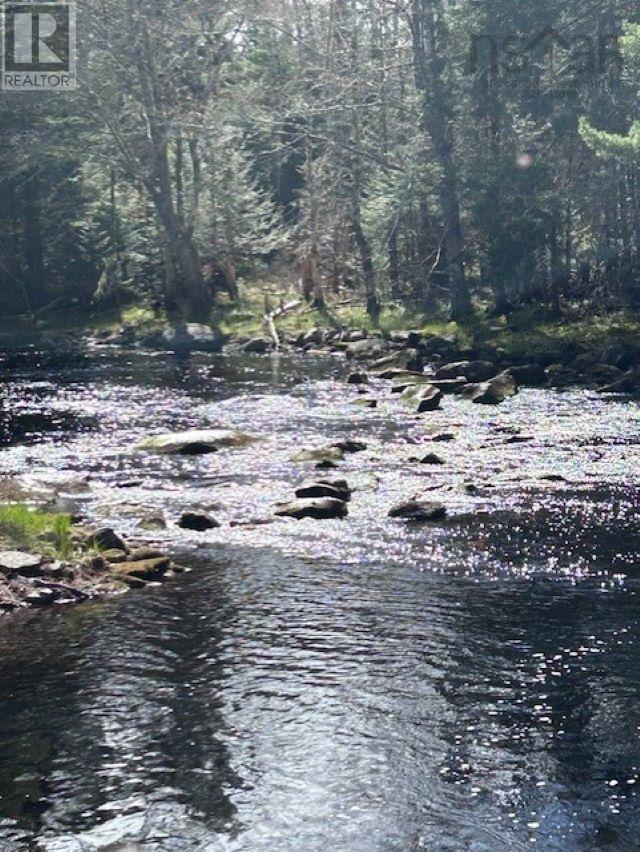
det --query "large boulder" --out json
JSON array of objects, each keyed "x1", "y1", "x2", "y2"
[
  {"x1": 388, "y1": 500, "x2": 447, "y2": 522},
  {"x1": 436, "y1": 360, "x2": 497, "y2": 382},
  {"x1": 137, "y1": 429, "x2": 256, "y2": 455},
  {"x1": 154, "y1": 323, "x2": 224, "y2": 354},
  {"x1": 178, "y1": 512, "x2": 220, "y2": 531},
  {"x1": 388, "y1": 330, "x2": 423, "y2": 348},
  {"x1": 462, "y1": 371, "x2": 517, "y2": 405},
  {"x1": 275, "y1": 498, "x2": 348, "y2": 520},
  {"x1": 345, "y1": 338, "x2": 386, "y2": 360}
]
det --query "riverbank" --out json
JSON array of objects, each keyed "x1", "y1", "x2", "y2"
[
  {"x1": 0, "y1": 504, "x2": 185, "y2": 616},
  {"x1": 5, "y1": 292, "x2": 639, "y2": 391}
]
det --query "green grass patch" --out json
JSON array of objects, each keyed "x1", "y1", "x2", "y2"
[{"x1": 0, "y1": 504, "x2": 73, "y2": 559}]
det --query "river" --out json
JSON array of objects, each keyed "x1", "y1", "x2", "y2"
[{"x1": 0, "y1": 346, "x2": 639, "y2": 850}]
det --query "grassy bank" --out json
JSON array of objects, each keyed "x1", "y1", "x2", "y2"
[{"x1": 0, "y1": 505, "x2": 73, "y2": 559}]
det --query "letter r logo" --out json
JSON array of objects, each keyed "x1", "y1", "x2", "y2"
[{"x1": 3, "y1": 3, "x2": 72, "y2": 71}]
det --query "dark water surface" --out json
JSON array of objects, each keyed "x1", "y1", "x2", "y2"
[{"x1": 0, "y1": 346, "x2": 639, "y2": 850}]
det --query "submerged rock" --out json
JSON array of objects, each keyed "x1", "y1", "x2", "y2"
[
  {"x1": 137, "y1": 429, "x2": 256, "y2": 455},
  {"x1": 275, "y1": 498, "x2": 348, "y2": 520},
  {"x1": 352, "y1": 397, "x2": 378, "y2": 409},
  {"x1": 292, "y1": 446, "x2": 344, "y2": 464},
  {"x1": 178, "y1": 512, "x2": 220, "y2": 531},
  {"x1": 388, "y1": 500, "x2": 447, "y2": 522}
]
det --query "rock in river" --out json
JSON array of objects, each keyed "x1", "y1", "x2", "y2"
[
  {"x1": 388, "y1": 500, "x2": 447, "y2": 522},
  {"x1": 347, "y1": 371, "x2": 369, "y2": 385},
  {"x1": 292, "y1": 446, "x2": 344, "y2": 464},
  {"x1": 331, "y1": 439, "x2": 367, "y2": 453},
  {"x1": 401, "y1": 384, "x2": 442, "y2": 412},
  {"x1": 462, "y1": 371, "x2": 517, "y2": 405},
  {"x1": 86, "y1": 527, "x2": 127, "y2": 552},
  {"x1": 295, "y1": 478, "x2": 352, "y2": 502},
  {"x1": 275, "y1": 498, "x2": 348, "y2": 520},
  {"x1": 111, "y1": 557, "x2": 172, "y2": 584},
  {"x1": 151, "y1": 323, "x2": 224, "y2": 354},
  {"x1": 178, "y1": 512, "x2": 220, "y2": 531},
  {"x1": 137, "y1": 429, "x2": 256, "y2": 455},
  {"x1": 420, "y1": 452, "x2": 445, "y2": 465},
  {"x1": 436, "y1": 360, "x2": 497, "y2": 382}
]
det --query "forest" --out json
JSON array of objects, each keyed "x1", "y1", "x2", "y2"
[{"x1": 2, "y1": 0, "x2": 640, "y2": 327}]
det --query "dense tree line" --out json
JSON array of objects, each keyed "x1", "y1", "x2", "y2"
[{"x1": 0, "y1": 0, "x2": 639, "y2": 321}]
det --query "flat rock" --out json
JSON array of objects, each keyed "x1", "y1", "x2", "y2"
[
  {"x1": 111, "y1": 557, "x2": 171, "y2": 582},
  {"x1": 0, "y1": 550, "x2": 43, "y2": 574},
  {"x1": 292, "y1": 446, "x2": 344, "y2": 463},
  {"x1": 275, "y1": 498, "x2": 348, "y2": 520},
  {"x1": 331, "y1": 439, "x2": 367, "y2": 453},
  {"x1": 295, "y1": 478, "x2": 351, "y2": 502},
  {"x1": 137, "y1": 429, "x2": 256, "y2": 455},
  {"x1": 436, "y1": 360, "x2": 496, "y2": 382},
  {"x1": 346, "y1": 338, "x2": 386, "y2": 360},
  {"x1": 388, "y1": 500, "x2": 447, "y2": 522}
]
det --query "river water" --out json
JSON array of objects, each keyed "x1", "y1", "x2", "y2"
[{"x1": 0, "y1": 346, "x2": 639, "y2": 850}]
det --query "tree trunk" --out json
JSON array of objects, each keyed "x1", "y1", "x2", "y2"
[{"x1": 410, "y1": 0, "x2": 472, "y2": 320}]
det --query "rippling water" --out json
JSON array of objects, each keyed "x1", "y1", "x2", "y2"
[{"x1": 0, "y1": 346, "x2": 639, "y2": 850}]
